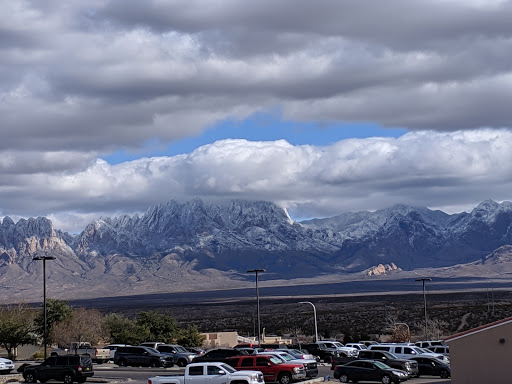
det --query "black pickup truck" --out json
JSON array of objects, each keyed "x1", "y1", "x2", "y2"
[{"x1": 331, "y1": 350, "x2": 419, "y2": 378}]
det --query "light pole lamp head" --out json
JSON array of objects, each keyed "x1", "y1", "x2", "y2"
[
  {"x1": 247, "y1": 269, "x2": 266, "y2": 273},
  {"x1": 33, "y1": 256, "x2": 56, "y2": 261},
  {"x1": 415, "y1": 277, "x2": 432, "y2": 282}
]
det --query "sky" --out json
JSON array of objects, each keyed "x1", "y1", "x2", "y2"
[{"x1": 2, "y1": 0, "x2": 512, "y2": 233}]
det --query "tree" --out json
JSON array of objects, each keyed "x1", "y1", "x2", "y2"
[
  {"x1": 136, "y1": 311, "x2": 180, "y2": 343},
  {"x1": 34, "y1": 299, "x2": 73, "y2": 344},
  {"x1": 0, "y1": 303, "x2": 37, "y2": 359},
  {"x1": 51, "y1": 307, "x2": 110, "y2": 347},
  {"x1": 105, "y1": 313, "x2": 148, "y2": 345},
  {"x1": 176, "y1": 325, "x2": 205, "y2": 347},
  {"x1": 389, "y1": 324, "x2": 410, "y2": 343}
]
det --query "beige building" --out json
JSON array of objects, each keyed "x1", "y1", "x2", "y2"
[
  {"x1": 200, "y1": 332, "x2": 293, "y2": 349},
  {"x1": 201, "y1": 331, "x2": 240, "y2": 348},
  {"x1": 445, "y1": 316, "x2": 512, "y2": 384}
]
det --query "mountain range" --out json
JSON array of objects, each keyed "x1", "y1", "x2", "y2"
[{"x1": 2, "y1": 198, "x2": 512, "y2": 302}]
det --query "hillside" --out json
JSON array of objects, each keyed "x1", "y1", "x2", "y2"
[{"x1": 2, "y1": 199, "x2": 512, "y2": 302}]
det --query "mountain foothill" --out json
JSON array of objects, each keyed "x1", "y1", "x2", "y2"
[{"x1": 2, "y1": 198, "x2": 512, "y2": 302}]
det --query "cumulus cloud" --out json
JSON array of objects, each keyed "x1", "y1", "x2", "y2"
[
  {"x1": 1, "y1": 131, "x2": 512, "y2": 232},
  {"x1": 2, "y1": 1, "x2": 512, "y2": 231}
]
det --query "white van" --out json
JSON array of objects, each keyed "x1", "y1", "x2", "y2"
[{"x1": 367, "y1": 343, "x2": 427, "y2": 359}]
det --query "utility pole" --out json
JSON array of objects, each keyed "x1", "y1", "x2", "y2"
[
  {"x1": 416, "y1": 277, "x2": 432, "y2": 340},
  {"x1": 33, "y1": 255, "x2": 56, "y2": 360},
  {"x1": 247, "y1": 269, "x2": 266, "y2": 345}
]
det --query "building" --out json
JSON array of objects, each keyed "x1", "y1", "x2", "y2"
[{"x1": 445, "y1": 316, "x2": 512, "y2": 384}]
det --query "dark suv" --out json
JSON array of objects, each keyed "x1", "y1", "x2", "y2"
[
  {"x1": 114, "y1": 346, "x2": 174, "y2": 367},
  {"x1": 22, "y1": 355, "x2": 94, "y2": 384},
  {"x1": 192, "y1": 348, "x2": 248, "y2": 363}
]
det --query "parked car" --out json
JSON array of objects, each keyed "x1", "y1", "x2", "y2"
[
  {"x1": 345, "y1": 343, "x2": 367, "y2": 351},
  {"x1": 225, "y1": 354, "x2": 306, "y2": 384},
  {"x1": 148, "y1": 362, "x2": 264, "y2": 384},
  {"x1": 147, "y1": 344, "x2": 198, "y2": 367},
  {"x1": 192, "y1": 348, "x2": 248, "y2": 364},
  {"x1": 184, "y1": 347, "x2": 205, "y2": 355},
  {"x1": 427, "y1": 345, "x2": 450, "y2": 356},
  {"x1": 333, "y1": 359, "x2": 408, "y2": 384},
  {"x1": 257, "y1": 350, "x2": 318, "y2": 378},
  {"x1": 50, "y1": 342, "x2": 111, "y2": 364},
  {"x1": 415, "y1": 347, "x2": 449, "y2": 363},
  {"x1": 22, "y1": 354, "x2": 94, "y2": 384},
  {"x1": 358, "y1": 350, "x2": 419, "y2": 378},
  {"x1": 0, "y1": 357, "x2": 15, "y2": 375},
  {"x1": 114, "y1": 346, "x2": 174, "y2": 367},
  {"x1": 359, "y1": 341, "x2": 379, "y2": 347},
  {"x1": 104, "y1": 344, "x2": 128, "y2": 360},
  {"x1": 409, "y1": 356, "x2": 450, "y2": 378},
  {"x1": 330, "y1": 350, "x2": 419, "y2": 378},
  {"x1": 368, "y1": 343, "x2": 429, "y2": 360},
  {"x1": 276, "y1": 349, "x2": 315, "y2": 360},
  {"x1": 317, "y1": 341, "x2": 359, "y2": 357},
  {"x1": 414, "y1": 340, "x2": 445, "y2": 349}
]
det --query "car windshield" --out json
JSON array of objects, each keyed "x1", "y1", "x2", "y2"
[
  {"x1": 383, "y1": 351, "x2": 398, "y2": 359},
  {"x1": 278, "y1": 354, "x2": 294, "y2": 361},
  {"x1": 333, "y1": 342, "x2": 345, "y2": 348},
  {"x1": 220, "y1": 364, "x2": 236, "y2": 373},
  {"x1": 269, "y1": 356, "x2": 282, "y2": 364},
  {"x1": 271, "y1": 355, "x2": 286, "y2": 362},
  {"x1": 146, "y1": 347, "x2": 159, "y2": 354},
  {"x1": 175, "y1": 346, "x2": 187, "y2": 353},
  {"x1": 374, "y1": 361, "x2": 391, "y2": 369}
]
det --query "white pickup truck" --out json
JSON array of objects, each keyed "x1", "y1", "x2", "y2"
[{"x1": 148, "y1": 362, "x2": 264, "y2": 384}]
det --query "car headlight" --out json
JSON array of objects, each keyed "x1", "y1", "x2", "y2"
[
  {"x1": 292, "y1": 367, "x2": 301, "y2": 373},
  {"x1": 393, "y1": 371, "x2": 406, "y2": 377}
]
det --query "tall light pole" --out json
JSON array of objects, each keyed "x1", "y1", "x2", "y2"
[
  {"x1": 299, "y1": 301, "x2": 318, "y2": 342},
  {"x1": 247, "y1": 269, "x2": 265, "y2": 345},
  {"x1": 33, "y1": 255, "x2": 56, "y2": 360},
  {"x1": 416, "y1": 277, "x2": 432, "y2": 340}
]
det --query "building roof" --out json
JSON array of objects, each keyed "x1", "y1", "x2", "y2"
[{"x1": 445, "y1": 316, "x2": 512, "y2": 343}]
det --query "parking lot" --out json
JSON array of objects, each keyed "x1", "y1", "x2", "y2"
[{"x1": 1, "y1": 359, "x2": 451, "y2": 384}]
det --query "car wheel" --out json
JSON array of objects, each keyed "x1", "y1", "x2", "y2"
[
  {"x1": 117, "y1": 359, "x2": 127, "y2": 367},
  {"x1": 24, "y1": 373, "x2": 37, "y2": 383},
  {"x1": 63, "y1": 373, "x2": 74, "y2": 384},
  {"x1": 278, "y1": 372, "x2": 292, "y2": 384},
  {"x1": 381, "y1": 375, "x2": 391, "y2": 384},
  {"x1": 339, "y1": 374, "x2": 349, "y2": 383},
  {"x1": 440, "y1": 370, "x2": 449, "y2": 379},
  {"x1": 177, "y1": 359, "x2": 187, "y2": 367}
]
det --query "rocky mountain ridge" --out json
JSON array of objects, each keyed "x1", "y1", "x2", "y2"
[{"x1": 2, "y1": 198, "x2": 512, "y2": 301}]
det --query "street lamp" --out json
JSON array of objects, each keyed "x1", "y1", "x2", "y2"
[
  {"x1": 247, "y1": 269, "x2": 266, "y2": 345},
  {"x1": 33, "y1": 255, "x2": 56, "y2": 360},
  {"x1": 299, "y1": 301, "x2": 319, "y2": 342},
  {"x1": 416, "y1": 277, "x2": 432, "y2": 340}
]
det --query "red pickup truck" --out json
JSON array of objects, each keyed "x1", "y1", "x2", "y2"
[{"x1": 225, "y1": 355, "x2": 306, "y2": 384}]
